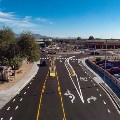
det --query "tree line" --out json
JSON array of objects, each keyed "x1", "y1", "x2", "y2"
[
  {"x1": 0, "y1": 27, "x2": 40, "y2": 70},
  {"x1": 77, "y1": 36, "x2": 95, "y2": 40}
]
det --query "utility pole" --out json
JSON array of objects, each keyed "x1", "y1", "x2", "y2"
[{"x1": 104, "y1": 39, "x2": 107, "y2": 83}]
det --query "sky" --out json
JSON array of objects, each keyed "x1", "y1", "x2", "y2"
[{"x1": 0, "y1": 0, "x2": 120, "y2": 38}]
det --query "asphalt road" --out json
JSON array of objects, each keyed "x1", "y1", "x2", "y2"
[{"x1": 0, "y1": 53, "x2": 119, "y2": 120}]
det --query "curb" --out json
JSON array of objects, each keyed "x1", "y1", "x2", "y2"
[{"x1": 13, "y1": 61, "x2": 39, "y2": 96}]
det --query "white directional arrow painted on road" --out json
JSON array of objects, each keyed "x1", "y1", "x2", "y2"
[
  {"x1": 64, "y1": 89, "x2": 75, "y2": 103},
  {"x1": 87, "y1": 96, "x2": 97, "y2": 103},
  {"x1": 80, "y1": 77, "x2": 88, "y2": 81}
]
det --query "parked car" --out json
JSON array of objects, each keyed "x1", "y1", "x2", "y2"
[
  {"x1": 0, "y1": 66, "x2": 3, "y2": 72},
  {"x1": 113, "y1": 73, "x2": 120, "y2": 79},
  {"x1": 47, "y1": 50, "x2": 52, "y2": 54},
  {"x1": 99, "y1": 63, "x2": 114, "y2": 69},
  {"x1": 47, "y1": 50, "x2": 56, "y2": 54},
  {"x1": 96, "y1": 60, "x2": 111, "y2": 65},
  {"x1": 41, "y1": 60, "x2": 47, "y2": 66},
  {"x1": 101, "y1": 65, "x2": 112, "y2": 69},
  {"x1": 106, "y1": 67, "x2": 120, "y2": 74},
  {"x1": 98, "y1": 63, "x2": 112, "y2": 67}
]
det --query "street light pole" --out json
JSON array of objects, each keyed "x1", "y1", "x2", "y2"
[
  {"x1": 94, "y1": 43, "x2": 96, "y2": 56},
  {"x1": 104, "y1": 39, "x2": 107, "y2": 83}
]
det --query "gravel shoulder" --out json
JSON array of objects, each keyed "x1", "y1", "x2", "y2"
[{"x1": 0, "y1": 60, "x2": 33, "y2": 91}]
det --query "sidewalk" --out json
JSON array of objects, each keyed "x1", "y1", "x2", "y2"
[
  {"x1": 81, "y1": 57, "x2": 104, "y2": 84},
  {"x1": 0, "y1": 61, "x2": 39, "y2": 110}
]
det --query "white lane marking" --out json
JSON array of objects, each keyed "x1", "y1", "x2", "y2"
[
  {"x1": 10, "y1": 117, "x2": 13, "y2": 120},
  {"x1": 7, "y1": 107, "x2": 10, "y2": 110},
  {"x1": 97, "y1": 89, "x2": 99, "y2": 91},
  {"x1": 24, "y1": 92, "x2": 26, "y2": 94},
  {"x1": 15, "y1": 106, "x2": 18, "y2": 110},
  {"x1": 65, "y1": 57, "x2": 84, "y2": 103},
  {"x1": 27, "y1": 87, "x2": 29, "y2": 89},
  {"x1": 100, "y1": 94, "x2": 102, "y2": 96},
  {"x1": 1, "y1": 118, "x2": 3, "y2": 120},
  {"x1": 107, "y1": 109, "x2": 111, "y2": 113},
  {"x1": 20, "y1": 98, "x2": 23, "y2": 101},
  {"x1": 89, "y1": 77, "x2": 90, "y2": 78},
  {"x1": 13, "y1": 99, "x2": 15, "y2": 102},
  {"x1": 85, "y1": 72, "x2": 86, "y2": 73},
  {"x1": 103, "y1": 100, "x2": 106, "y2": 104}
]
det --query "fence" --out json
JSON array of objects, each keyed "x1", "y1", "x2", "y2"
[{"x1": 88, "y1": 57, "x2": 120, "y2": 89}]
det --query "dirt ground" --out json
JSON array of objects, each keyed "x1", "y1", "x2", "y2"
[{"x1": 0, "y1": 61, "x2": 33, "y2": 91}]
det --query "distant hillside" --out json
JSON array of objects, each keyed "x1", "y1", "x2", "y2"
[
  {"x1": 15, "y1": 33, "x2": 51, "y2": 39},
  {"x1": 32, "y1": 34, "x2": 50, "y2": 39}
]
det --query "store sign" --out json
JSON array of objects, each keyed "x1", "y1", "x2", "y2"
[{"x1": 107, "y1": 56, "x2": 120, "y2": 60}]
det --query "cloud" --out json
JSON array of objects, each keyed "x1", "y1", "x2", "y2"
[
  {"x1": 35, "y1": 17, "x2": 47, "y2": 22},
  {"x1": 0, "y1": 11, "x2": 36, "y2": 28},
  {"x1": 0, "y1": 11, "x2": 14, "y2": 18},
  {"x1": 35, "y1": 17, "x2": 53, "y2": 24},
  {"x1": 49, "y1": 21, "x2": 53, "y2": 24},
  {"x1": 24, "y1": 16, "x2": 32, "y2": 21},
  {"x1": 0, "y1": 17, "x2": 36, "y2": 27},
  {"x1": 0, "y1": 11, "x2": 53, "y2": 33}
]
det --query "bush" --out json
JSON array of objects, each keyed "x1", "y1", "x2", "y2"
[{"x1": 14, "y1": 61, "x2": 22, "y2": 70}]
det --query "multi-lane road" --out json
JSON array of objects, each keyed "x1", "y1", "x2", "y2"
[{"x1": 0, "y1": 52, "x2": 120, "y2": 120}]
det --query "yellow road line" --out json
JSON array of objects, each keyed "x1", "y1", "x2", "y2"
[
  {"x1": 56, "y1": 71, "x2": 66, "y2": 120},
  {"x1": 36, "y1": 71, "x2": 49, "y2": 120}
]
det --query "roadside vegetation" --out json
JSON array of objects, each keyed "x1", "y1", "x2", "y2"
[{"x1": 0, "y1": 27, "x2": 40, "y2": 77}]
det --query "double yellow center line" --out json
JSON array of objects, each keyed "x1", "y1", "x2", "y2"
[
  {"x1": 56, "y1": 72, "x2": 66, "y2": 120},
  {"x1": 36, "y1": 67, "x2": 66, "y2": 120},
  {"x1": 36, "y1": 71, "x2": 49, "y2": 120}
]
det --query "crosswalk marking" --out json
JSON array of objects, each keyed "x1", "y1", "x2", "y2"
[
  {"x1": 40, "y1": 57, "x2": 79, "y2": 60},
  {"x1": 40, "y1": 58, "x2": 49, "y2": 60}
]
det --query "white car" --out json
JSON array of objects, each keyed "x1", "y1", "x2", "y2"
[{"x1": 113, "y1": 73, "x2": 120, "y2": 78}]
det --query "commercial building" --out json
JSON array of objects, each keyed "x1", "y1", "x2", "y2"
[{"x1": 77, "y1": 39, "x2": 120, "y2": 49}]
